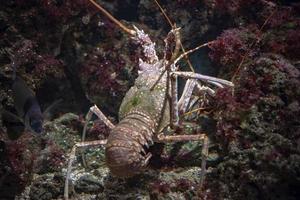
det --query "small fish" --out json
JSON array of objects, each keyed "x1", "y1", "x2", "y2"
[
  {"x1": 1, "y1": 59, "x2": 43, "y2": 136},
  {"x1": 1, "y1": 56, "x2": 63, "y2": 138},
  {"x1": 11, "y1": 75, "x2": 44, "y2": 134}
]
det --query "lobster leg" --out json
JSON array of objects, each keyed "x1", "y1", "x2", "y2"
[
  {"x1": 177, "y1": 79, "x2": 197, "y2": 125},
  {"x1": 169, "y1": 71, "x2": 233, "y2": 127},
  {"x1": 157, "y1": 132, "x2": 206, "y2": 142},
  {"x1": 85, "y1": 105, "x2": 115, "y2": 131},
  {"x1": 156, "y1": 133, "x2": 209, "y2": 190},
  {"x1": 64, "y1": 140, "x2": 107, "y2": 200},
  {"x1": 195, "y1": 82, "x2": 216, "y2": 97},
  {"x1": 65, "y1": 105, "x2": 120, "y2": 199},
  {"x1": 163, "y1": 75, "x2": 211, "y2": 191},
  {"x1": 170, "y1": 71, "x2": 179, "y2": 128},
  {"x1": 81, "y1": 105, "x2": 114, "y2": 167},
  {"x1": 171, "y1": 71, "x2": 234, "y2": 88},
  {"x1": 171, "y1": 77, "x2": 208, "y2": 127},
  {"x1": 199, "y1": 135, "x2": 209, "y2": 190},
  {"x1": 178, "y1": 81, "x2": 217, "y2": 118},
  {"x1": 159, "y1": 128, "x2": 209, "y2": 190}
]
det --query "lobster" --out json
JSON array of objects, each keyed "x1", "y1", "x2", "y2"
[{"x1": 64, "y1": 0, "x2": 234, "y2": 199}]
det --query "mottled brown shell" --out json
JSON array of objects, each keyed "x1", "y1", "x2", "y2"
[{"x1": 105, "y1": 61, "x2": 170, "y2": 177}]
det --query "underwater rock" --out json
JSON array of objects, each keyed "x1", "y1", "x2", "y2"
[
  {"x1": 12, "y1": 113, "x2": 209, "y2": 200},
  {"x1": 5, "y1": 113, "x2": 80, "y2": 199},
  {"x1": 28, "y1": 174, "x2": 65, "y2": 200},
  {"x1": 209, "y1": 54, "x2": 300, "y2": 200},
  {"x1": 74, "y1": 173, "x2": 105, "y2": 193},
  {"x1": 13, "y1": 112, "x2": 206, "y2": 199}
]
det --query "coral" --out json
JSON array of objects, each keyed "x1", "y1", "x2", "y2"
[
  {"x1": 209, "y1": 2, "x2": 300, "y2": 77},
  {"x1": 263, "y1": 27, "x2": 300, "y2": 60},
  {"x1": 257, "y1": 5, "x2": 300, "y2": 60},
  {"x1": 148, "y1": 168, "x2": 200, "y2": 199},
  {"x1": 36, "y1": 140, "x2": 66, "y2": 173},
  {"x1": 11, "y1": 36, "x2": 65, "y2": 75},
  {"x1": 39, "y1": 0, "x2": 96, "y2": 23},
  {"x1": 204, "y1": 2, "x2": 300, "y2": 199},
  {"x1": 175, "y1": 178, "x2": 195, "y2": 192},
  {"x1": 0, "y1": 138, "x2": 25, "y2": 199},
  {"x1": 28, "y1": 174, "x2": 65, "y2": 200},
  {"x1": 1, "y1": 133, "x2": 42, "y2": 191},
  {"x1": 266, "y1": 6, "x2": 294, "y2": 28},
  {"x1": 208, "y1": 26, "x2": 258, "y2": 69},
  {"x1": 149, "y1": 180, "x2": 171, "y2": 195},
  {"x1": 210, "y1": 54, "x2": 300, "y2": 199},
  {"x1": 34, "y1": 54, "x2": 64, "y2": 79},
  {"x1": 81, "y1": 48, "x2": 126, "y2": 96},
  {"x1": 209, "y1": 0, "x2": 270, "y2": 22},
  {"x1": 79, "y1": 26, "x2": 140, "y2": 115}
]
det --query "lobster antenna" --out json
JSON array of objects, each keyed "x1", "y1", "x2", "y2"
[
  {"x1": 231, "y1": 3, "x2": 277, "y2": 82},
  {"x1": 88, "y1": 0, "x2": 136, "y2": 36},
  {"x1": 173, "y1": 41, "x2": 212, "y2": 67},
  {"x1": 154, "y1": 0, "x2": 173, "y2": 27},
  {"x1": 153, "y1": 0, "x2": 195, "y2": 72}
]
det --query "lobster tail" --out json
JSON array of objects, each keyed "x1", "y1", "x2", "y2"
[{"x1": 105, "y1": 112, "x2": 155, "y2": 177}]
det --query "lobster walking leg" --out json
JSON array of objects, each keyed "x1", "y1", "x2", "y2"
[
  {"x1": 157, "y1": 133, "x2": 209, "y2": 189},
  {"x1": 66, "y1": 105, "x2": 114, "y2": 200},
  {"x1": 64, "y1": 140, "x2": 107, "y2": 200},
  {"x1": 157, "y1": 132, "x2": 206, "y2": 142},
  {"x1": 170, "y1": 71, "x2": 179, "y2": 128},
  {"x1": 167, "y1": 75, "x2": 214, "y2": 191},
  {"x1": 199, "y1": 135, "x2": 209, "y2": 190},
  {"x1": 81, "y1": 105, "x2": 114, "y2": 167},
  {"x1": 178, "y1": 80, "x2": 216, "y2": 117},
  {"x1": 172, "y1": 71, "x2": 234, "y2": 87},
  {"x1": 195, "y1": 82, "x2": 216, "y2": 96},
  {"x1": 178, "y1": 79, "x2": 197, "y2": 112},
  {"x1": 177, "y1": 79, "x2": 197, "y2": 125},
  {"x1": 84, "y1": 105, "x2": 115, "y2": 131}
]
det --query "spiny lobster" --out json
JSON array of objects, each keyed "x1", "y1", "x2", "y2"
[{"x1": 64, "y1": 0, "x2": 234, "y2": 199}]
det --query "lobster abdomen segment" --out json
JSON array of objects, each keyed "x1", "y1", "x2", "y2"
[{"x1": 105, "y1": 112, "x2": 155, "y2": 177}]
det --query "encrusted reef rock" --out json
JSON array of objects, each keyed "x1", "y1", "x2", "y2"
[
  {"x1": 1, "y1": 113, "x2": 80, "y2": 200},
  {"x1": 205, "y1": 54, "x2": 300, "y2": 200},
  {"x1": 13, "y1": 113, "x2": 207, "y2": 200}
]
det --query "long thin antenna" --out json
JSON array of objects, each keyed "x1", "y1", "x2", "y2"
[
  {"x1": 154, "y1": 0, "x2": 173, "y2": 26},
  {"x1": 153, "y1": 0, "x2": 195, "y2": 72},
  {"x1": 231, "y1": 6, "x2": 277, "y2": 82},
  {"x1": 88, "y1": 0, "x2": 136, "y2": 36},
  {"x1": 173, "y1": 41, "x2": 212, "y2": 66}
]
